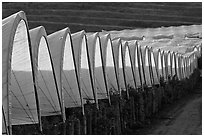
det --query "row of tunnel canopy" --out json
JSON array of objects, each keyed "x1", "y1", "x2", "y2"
[{"x1": 2, "y1": 11, "x2": 202, "y2": 134}]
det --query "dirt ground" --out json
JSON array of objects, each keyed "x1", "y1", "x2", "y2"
[{"x1": 132, "y1": 82, "x2": 202, "y2": 135}]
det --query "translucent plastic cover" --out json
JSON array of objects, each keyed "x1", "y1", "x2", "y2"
[
  {"x1": 105, "y1": 39, "x2": 118, "y2": 93},
  {"x1": 62, "y1": 34, "x2": 81, "y2": 108},
  {"x1": 11, "y1": 20, "x2": 38, "y2": 125},
  {"x1": 94, "y1": 38, "x2": 107, "y2": 99},
  {"x1": 150, "y1": 51, "x2": 159, "y2": 84},
  {"x1": 80, "y1": 36, "x2": 95, "y2": 104},
  {"x1": 124, "y1": 45, "x2": 136, "y2": 88}
]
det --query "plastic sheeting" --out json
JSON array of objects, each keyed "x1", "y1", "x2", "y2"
[
  {"x1": 188, "y1": 54, "x2": 194, "y2": 74},
  {"x1": 171, "y1": 52, "x2": 176, "y2": 77},
  {"x1": 166, "y1": 51, "x2": 172, "y2": 78},
  {"x1": 183, "y1": 57, "x2": 187, "y2": 78},
  {"x1": 184, "y1": 57, "x2": 189, "y2": 78},
  {"x1": 112, "y1": 39, "x2": 126, "y2": 95},
  {"x1": 161, "y1": 50, "x2": 167, "y2": 81},
  {"x1": 2, "y1": 11, "x2": 38, "y2": 130},
  {"x1": 30, "y1": 26, "x2": 62, "y2": 117},
  {"x1": 128, "y1": 40, "x2": 143, "y2": 88},
  {"x1": 140, "y1": 46, "x2": 152, "y2": 87},
  {"x1": 149, "y1": 47, "x2": 159, "y2": 85},
  {"x1": 137, "y1": 45, "x2": 146, "y2": 86},
  {"x1": 11, "y1": 20, "x2": 37, "y2": 125},
  {"x1": 72, "y1": 31, "x2": 96, "y2": 106},
  {"x1": 87, "y1": 33, "x2": 108, "y2": 100},
  {"x1": 186, "y1": 51, "x2": 197, "y2": 75},
  {"x1": 104, "y1": 25, "x2": 201, "y2": 84},
  {"x1": 180, "y1": 56, "x2": 185, "y2": 79},
  {"x1": 105, "y1": 25, "x2": 202, "y2": 41},
  {"x1": 122, "y1": 41, "x2": 136, "y2": 89},
  {"x1": 100, "y1": 34, "x2": 118, "y2": 95},
  {"x1": 186, "y1": 57, "x2": 191, "y2": 78},
  {"x1": 47, "y1": 28, "x2": 71, "y2": 122},
  {"x1": 153, "y1": 49, "x2": 163, "y2": 81},
  {"x1": 62, "y1": 31, "x2": 82, "y2": 108},
  {"x1": 194, "y1": 44, "x2": 202, "y2": 57},
  {"x1": 176, "y1": 53, "x2": 182, "y2": 80}
]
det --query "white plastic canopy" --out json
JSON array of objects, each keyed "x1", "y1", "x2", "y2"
[
  {"x1": 47, "y1": 28, "x2": 73, "y2": 121},
  {"x1": 100, "y1": 34, "x2": 118, "y2": 95},
  {"x1": 185, "y1": 51, "x2": 197, "y2": 75},
  {"x1": 140, "y1": 46, "x2": 153, "y2": 86},
  {"x1": 103, "y1": 25, "x2": 201, "y2": 41},
  {"x1": 86, "y1": 33, "x2": 108, "y2": 100},
  {"x1": 161, "y1": 50, "x2": 168, "y2": 81},
  {"x1": 165, "y1": 51, "x2": 172, "y2": 78},
  {"x1": 71, "y1": 31, "x2": 97, "y2": 106},
  {"x1": 153, "y1": 49, "x2": 163, "y2": 81},
  {"x1": 149, "y1": 47, "x2": 160, "y2": 85},
  {"x1": 112, "y1": 39, "x2": 126, "y2": 95},
  {"x1": 30, "y1": 26, "x2": 62, "y2": 117},
  {"x1": 176, "y1": 53, "x2": 182, "y2": 80},
  {"x1": 128, "y1": 40, "x2": 143, "y2": 87},
  {"x1": 180, "y1": 56, "x2": 185, "y2": 79},
  {"x1": 122, "y1": 41, "x2": 136, "y2": 89},
  {"x1": 171, "y1": 52, "x2": 177, "y2": 77},
  {"x1": 2, "y1": 11, "x2": 39, "y2": 134}
]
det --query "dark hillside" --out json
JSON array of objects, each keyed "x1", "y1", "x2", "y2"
[{"x1": 2, "y1": 2, "x2": 202, "y2": 34}]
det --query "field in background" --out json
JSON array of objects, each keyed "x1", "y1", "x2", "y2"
[{"x1": 2, "y1": 2, "x2": 202, "y2": 34}]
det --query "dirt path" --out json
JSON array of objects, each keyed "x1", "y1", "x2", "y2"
[
  {"x1": 132, "y1": 88, "x2": 202, "y2": 135},
  {"x1": 151, "y1": 92, "x2": 202, "y2": 135}
]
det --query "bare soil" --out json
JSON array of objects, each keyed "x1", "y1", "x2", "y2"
[{"x1": 132, "y1": 83, "x2": 202, "y2": 135}]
